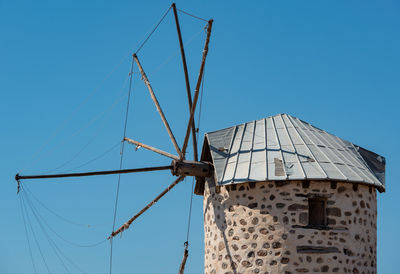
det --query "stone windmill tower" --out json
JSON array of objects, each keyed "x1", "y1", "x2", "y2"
[{"x1": 195, "y1": 113, "x2": 385, "y2": 274}]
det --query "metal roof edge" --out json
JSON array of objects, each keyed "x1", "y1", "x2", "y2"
[{"x1": 201, "y1": 113, "x2": 386, "y2": 193}]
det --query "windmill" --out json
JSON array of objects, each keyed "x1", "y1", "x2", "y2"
[{"x1": 15, "y1": 3, "x2": 214, "y2": 273}]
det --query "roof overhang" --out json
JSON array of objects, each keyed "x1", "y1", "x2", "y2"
[{"x1": 195, "y1": 114, "x2": 386, "y2": 195}]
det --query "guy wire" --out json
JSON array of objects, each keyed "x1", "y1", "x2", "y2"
[{"x1": 109, "y1": 55, "x2": 135, "y2": 274}]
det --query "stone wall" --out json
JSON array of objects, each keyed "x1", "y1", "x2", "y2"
[{"x1": 203, "y1": 179, "x2": 377, "y2": 274}]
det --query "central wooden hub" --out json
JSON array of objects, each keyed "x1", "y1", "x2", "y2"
[{"x1": 171, "y1": 160, "x2": 213, "y2": 178}]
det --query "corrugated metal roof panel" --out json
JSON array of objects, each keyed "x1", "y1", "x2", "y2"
[{"x1": 204, "y1": 114, "x2": 385, "y2": 192}]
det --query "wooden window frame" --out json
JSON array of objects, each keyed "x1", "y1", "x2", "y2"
[{"x1": 308, "y1": 197, "x2": 327, "y2": 228}]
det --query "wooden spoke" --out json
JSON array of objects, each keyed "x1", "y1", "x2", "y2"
[
  {"x1": 15, "y1": 165, "x2": 173, "y2": 181},
  {"x1": 133, "y1": 54, "x2": 183, "y2": 159},
  {"x1": 108, "y1": 176, "x2": 185, "y2": 239},
  {"x1": 172, "y1": 3, "x2": 198, "y2": 161},
  {"x1": 179, "y1": 247, "x2": 189, "y2": 274},
  {"x1": 124, "y1": 137, "x2": 179, "y2": 160},
  {"x1": 181, "y1": 20, "x2": 213, "y2": 159}
]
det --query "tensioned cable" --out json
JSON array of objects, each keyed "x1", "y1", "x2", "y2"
[
  {"x1": 134, "y1": 5, "x2": 207, "y2": 55},
  {"x1": 23, "y1": 184, "x2": 95, "y2": 227},
  {"x1": 135, "y1": 5, "x2": 172, "y2": 54},
  {"x1": 19, "y1": 194, "x2": 38, "y2": 274},
  {"x1": 41, "y1": 76, "x2": 131, "y2": 174},
  {"x1": 22, "y1": 190, "x2": 87, "y2": 273},
  {"x1": 25, "y1": 193, "x2": 71, "y2": 273},
  {"x1": 22, "y1": 186, "x2": 107, "y2": 248},
  {"x1": 62, "y1": 141, "x2": 121, "y2": 174},
  {"x1": 185, "y1": 176, "x2": 195, "y2": 246},
  {"x1": 109, "y1": 56, "x2": 135, "y2": 274},
  {"x1": 185, "y1": 66, "x2": 206, "y2": 245},
  {"x1": 20, "y1": 193, "x2": 52, "y2": 274},
  {"x1": 43, "y1": 93, "x2": 127, "y2": 174},
  {"x1": 19, "y1": 54, "x2": 131, "y2": 174},
  {"x1": 150, "y1": 25, "x2": 207, "y2": 75},
  {"x1": 197, "y1": 67, "x2": 206, "y2": 133},
  {"x1": 177, "y1": 8, "x2": 208, "y2": 22},
  {"x1": 19, "y1": 4, "x2": 205, "y2": 174},
  {"x1": 21, "y1": 4, "x2": 204, "y2": 175},
  {"x1": 36, "y1": 17, "x2": 195, "y2": 174},
  {"x1": 44, "y1": 137, "x2": 121, "y2": 174}
]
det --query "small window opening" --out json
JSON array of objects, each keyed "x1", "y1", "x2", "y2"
[{"x1": 308, "y1": 197, "x2": 326, "y2": 227}]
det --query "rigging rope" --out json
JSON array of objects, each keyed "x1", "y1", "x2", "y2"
[
  {"x1": 177, "y1": 8, "x2": 208, "y2": 22},
  {"x1": 150, "y1": 25, "x2": 207, "y2": 75},
  {"x1": 19, "y1": 53, "x2": 131, "y2": 175},
  {"x1": 42, "y1": 76, "x2": 131, "y2": 174},
  {"x1": 19, "y1": 193, "x2": 38, "y2": 274},
  {"x1": 17, "y1": 4, "x2": 211, "y2": 273},
  {"x1": 22, "y1": 186, "x2": 107, "y2": 248},
  {"x1": 180, "y1": 58, "x2": 207, "y2": 274},
  {"x1": 134, "y1": 5, "x2": 207, "y2": 55},
  {"x1": 23, "y1": 192, "x2": 72, "y2": 273},
  {"x1": 62, "y1": 141, "x2": 121, "y2": 174},
  {"x1": 109, "y1": 55, "x2": 135, "y2": 274},
  {"x1": 135, "y1": 5, "x2": 172, "y2": 54},
  {"x1": 20, "y1": 4, "x2": 206, "y2": 175},
  {"x1": 20, "y1": 192, "x2": 52, "y2": 274},
  {"x1": 22, "y1": 189, "x2": 87, "y2": 273},
  {"x1": 23, "y1": 184, "x2": 96, "y2": 228}
]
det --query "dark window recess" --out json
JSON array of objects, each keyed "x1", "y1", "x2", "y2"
[{"x1": 308, "y1": 198, "x2": 326, "y2": 226}]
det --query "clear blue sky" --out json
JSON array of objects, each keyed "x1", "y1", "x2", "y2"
[{"x1": 1, "y1": 1, "x2": 399, "y2": 273}]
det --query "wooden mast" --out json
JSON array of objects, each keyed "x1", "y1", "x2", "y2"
[
  {"x1": 181, "y1": 19, "x2": 213, "y2": 158},
  {"x1": 172, "y1": 3, "x2": 199, "y2": 161}
]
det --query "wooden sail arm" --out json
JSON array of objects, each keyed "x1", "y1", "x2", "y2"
[
  {"x1": 181, "y1": 19, "x2": 213, "y2": 159},
  {"x1": 108, "y1": 176, "x2": 185, "y2": 239},
  {"x1": 179, "y1": 244, "x2": 189, "y2": 274},
  {"x1": 133, "y1": 54, "x2": 183, "y2": 159},
  {"x1": 124, "y1": 137, "x2": 179, "y2": 160},
  {"x1": 15, "y1": 165, "x2": 173, "y2": 181},
  {"x1": 172, "y1": 3, "x2": 199, "y2": 162},
  {"x1": 15, "y1": 160, "x2": 213, "y2": 181}
]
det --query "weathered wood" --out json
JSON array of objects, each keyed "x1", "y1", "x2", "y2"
[
  {"x1": 308, "y1": 197, "x2": 326, "y2": 226},
  {"x1": 171, "y1": 160, "x2": 213, "y2": 178},
  {"x1": 296, "y1": 246, "x2": 340, "y2": 254},
  {"x1": 181, "y1": 19, "x2": 213, "y2": 158},
  {"x1": 108, "y1": 176, "x2": 185, "y2": 239},
  {"x1": 172, "y1": 3, "x2": 198, "y2": 161},
  {"x1": 124, "y1": 137, "x2": 179, "y2": 160},
  {"x1": 15, "y1": 165, "x2": 173, "y2": 181},
  {"x1": 178, "y1": 247, "x2": 189, "y2": 274},
  {"x1": 133, "y1": 54, "x2": 183, "y2": 159}
]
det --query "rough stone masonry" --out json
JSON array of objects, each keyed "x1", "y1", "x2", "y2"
[{"x1": 203, "y1": 179, "x2": 377, "y2": 274}]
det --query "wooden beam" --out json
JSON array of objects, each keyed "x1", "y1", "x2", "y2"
[
  {"x1": 172, "y1": 3, "x2": 198, "y2": 161},
  {"x1": 181, "y1": 19, "x2": 213, "y2": 158},
  {"x1": 108, "y1": 176, "x2": 185, "y2": 239},
  {"x1": 171, "y1": 159, "x2": 213, "y2": 178},
  {"x1": 133, "y1": 54, "x2": 183, "y2": 159},
  {"x1": 15, "y1": 165, "x2": 173, "y2": 181},
  {"x1": 179, "y1": 247, "x2": 189, "y2": 274},
  {"x1": 124, "y1": 137, "x2": 179, "y2": 160}
]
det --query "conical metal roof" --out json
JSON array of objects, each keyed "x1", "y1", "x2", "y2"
[{"x1": 202, "y1": 114, "x2": 385, "y2": 192}]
